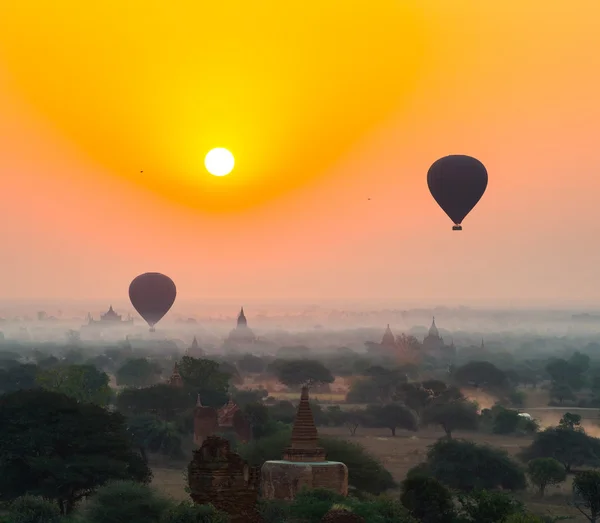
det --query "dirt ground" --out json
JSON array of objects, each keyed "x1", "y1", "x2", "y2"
[{"x1": 151, "y1": 426, "x2": 586, "y2": 521}]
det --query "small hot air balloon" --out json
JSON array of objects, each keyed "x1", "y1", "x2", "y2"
[
  {"x1": 427, "y1": 155, "x2": 488, "y2": 230},
  {"x1": 129, "y1": 272, "x2": 176, "y2": 332}
]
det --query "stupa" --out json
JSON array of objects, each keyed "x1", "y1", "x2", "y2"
[{"x1": 260, "y1": 386, "x2": 348, "y2": 500}]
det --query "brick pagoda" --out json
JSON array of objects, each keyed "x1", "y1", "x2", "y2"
[{"x1": 260, "y1": 386, "x2": 348, "y2": 500}]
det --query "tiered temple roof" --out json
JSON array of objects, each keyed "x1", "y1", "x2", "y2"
[{"x1": 283, "y1": 386, "x2": 326, "y2": 462}]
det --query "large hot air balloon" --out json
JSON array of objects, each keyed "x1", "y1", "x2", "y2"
[
  {"x1": 427, "y1": 155, "x2": 488, "y2": 230},
  {"x1": 129, "y1": 272, "x2": 176, "y2": 332}
]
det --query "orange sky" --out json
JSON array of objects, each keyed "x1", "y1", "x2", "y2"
[{"x1": 1, "y1": 1, "x2": 600, "y2": 307}]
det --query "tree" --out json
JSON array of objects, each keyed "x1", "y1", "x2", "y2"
[
  {"x1": 456, "y1": 490, "x2": 525, "y2": 523},
  {"x1": 84, "y1": 481, "x2": 170, "y2": 523},
  {"x1": 242, "y1": 401, "x2": 274, "y2": 439},
  {"x1": 559, "y1": 412, "x2": 583, "y2": 431},
  {"x1": 0, "y1": 389, "x2": 151, "y2": 514},
  {"x1": 116, "y1": 384, "x2": 193, "y2": 422},
  {"x1": 367, "y1": 402, "x2": 418, "y2": 436},
  {"x1": 492, "y1": 407, "x2": 523, "y2": 435},
  {"x1": 546, "y1": 357, "x2": 585, "y2": 392},
  {"x1": 526, "y1": 458, "x2": 566, "y2": 496},
  {"x1": 127, "y1": 414, "x2": 184, "y2": 460},
  {"x1": 274, "y1": 359, "x2": 334, "y2": 388},
  {"x1": 424, "y1": 438, "x2": 526, "y2": 492},
  {"x1": 342, "y1": 409, "x2": 367, "y2": 436},
  {"x1": 36, "y1": 364, "x2": 111, "y2": 405},
  {"x1": 453, "y1": 361, "x2": 507, "y2": 390},
  {"x1": 116, "y1": 358, "x2": 163, "y2": 388},
  {"x1": 364, "y1": 366, "x2": 408, "y2": 402},
  {"x1": 346, "y1": 378, "x2": 382, "y2": 404},
  {"x1": 520, "y1": 427, "x2": 600, "y2": 473},
  {"x1": 61, "y1": 347, "x2": 84, "y2": 364},
  {"x1": 550, "y1": 383, "x2": 576, "y2": 404},
  {"x1": 0, "y1": 363, "x2": 39, "y2": 394},
  {"x1": 573, "y1": 470, "x2": 600, "y2": 523},
  {"x1": 421, "y1": 400, "x2": 479, "y2": 438},
  {"x1": 178, "y1": 356, "x2": 230, "y2": 395},
  {"x1": 268, "y1": 400, "x2": 297, "y2": 424},
  {"x1": 421, "y1": 379, "x2": 449, "y2": 395},
  {"x1": 570, "y1": 351, "x2": 591, "y2": 374},
  {"x1": 86, "y1": 354, "x2": 115, "y2": 372},
  {"x1": 400, "y1": 475, "x2": 455, "y2": 523},
  {"x1": 217, "y1": 361, "x2": 243, "y2": 385},
  {"x1": 397, "y1": 383, "x2": 433, "y2": 415}
]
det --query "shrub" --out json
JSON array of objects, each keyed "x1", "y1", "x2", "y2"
[
  {"x1": 425, "y1": 438, "x2": 526, "y2": 492},
  {"x1": 6, "y1": 495, "x2": 61, "y2": 523},
  {"x1": 84, "y1": 480, "x2": 171, "y2": 523},
  {"x1": 159, "y1": 501, "x2": 229, "y2": 523},
  {"x1": 400, "y1": 476, "x2": 455, "y2": 523}
]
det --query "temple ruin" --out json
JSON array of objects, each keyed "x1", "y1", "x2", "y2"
[{"x1": 188, "y1": 435, "x2": 262, "y2": 522}]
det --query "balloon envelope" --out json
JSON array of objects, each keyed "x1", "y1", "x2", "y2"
[
  {"x1": 129, "y1": 272, "x2": 176, "y2": 328},
  {"x1": 427, "y1": 155, "x2": 488, "y2": 230}
]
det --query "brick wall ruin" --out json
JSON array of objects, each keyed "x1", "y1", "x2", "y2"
[{"x1": 188, "y1": 436, "x2": 262, "y2": 523}]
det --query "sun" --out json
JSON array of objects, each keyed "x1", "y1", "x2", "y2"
[{"x1": 204, "y1": 148, "x2": 235, "y2": 176}]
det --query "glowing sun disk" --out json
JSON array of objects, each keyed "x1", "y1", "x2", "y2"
[{"x1": 205, "y1": 148, "x2": 234, "y2": 176}]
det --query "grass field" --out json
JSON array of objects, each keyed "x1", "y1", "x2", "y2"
[{"x1": 151, "y1": 426, "x2": 587, "y2": 521}]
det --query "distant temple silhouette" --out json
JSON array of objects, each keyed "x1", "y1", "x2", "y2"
[
  {"x1": 380, "y1": 324, "x2": 397, "y2": 350},
  {"x1": 422, "y1": 317, "x2": 444, "y2": 351},
  {"x1": 225, "y1": 307, "x2": 257, "y2": 345},
  {"x1": 185, "y1": 336, "x2": 205, "y2": 357},
  {"x1": 85, "y1": 305, "x2": 133, "y2": 327},
  {"x1": 421, "y1": 317, "x2": 456, "y2": 356}
]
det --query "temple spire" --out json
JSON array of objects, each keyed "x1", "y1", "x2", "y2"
[
  {"x1": 429, "y1": 316, "x2": 439, "y2": 337},
  {"x1": 196, "y1": 393, "x2": 202, "y2": 407},
  {"x1": 283, "y1": 386, "x2": 326, "y2": 462},
  {"x1": 237, "y1": 307, "x2": 247, "y2": 327},
  {"x1": 290, "y1": 386, "x2": 319, "y2": 449}
]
